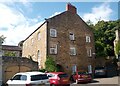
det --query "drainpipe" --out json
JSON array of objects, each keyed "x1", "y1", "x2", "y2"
[{"x1": 0, "y1": 45, "x2": 3, "y2": 85}]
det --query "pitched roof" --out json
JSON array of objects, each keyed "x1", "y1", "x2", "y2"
[
  {"x1": 23, "y1": 10, "x2": 92, "y2": 42},
  {"x1": 2, "y1": 45, "x2": 22, "y2": 51}
]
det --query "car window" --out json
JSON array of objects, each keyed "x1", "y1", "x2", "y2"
[
  {"x1": 31, "y1": 74, "x2": 48, "y2": 81},
  {"x1": 95, "y1": 67, "x2": 105, "y2": 70},
  {"x1": 47, "y1": 74, "x2": 54, "y2": 77},
  {"x1": 21, "y1": 75, "x2": 27, "y2": 81},
  {"x1": 12, "y1": 75, "x2": 21, "y2": 80},
  {"x1": 12, "y1": 75, "x2": 27, "y2": 81},
  {"x1": 58, "y1": 74, "x2": 68, "y2": 78},
  {"x1": 78, "y1": 72, "x2": 88, "y2": 75}
]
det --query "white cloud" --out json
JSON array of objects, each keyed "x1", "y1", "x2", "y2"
[
  {"x1": 0, "y1": 3, "x2": 42, "y2": 45},
  {"x1": 82, "y1": 3, "x2": 113, "y2": 24},
  {"x1": 49, "y1": 12, "x2": 61, "y2": 18}
]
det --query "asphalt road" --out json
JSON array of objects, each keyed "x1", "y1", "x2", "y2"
[{"x1": 70, "y1": 76, "x2": 120, "y2": 86}]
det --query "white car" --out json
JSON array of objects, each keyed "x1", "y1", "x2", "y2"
[{"x1": 6, "y1": 71, "x2": 50, "y2": 86}]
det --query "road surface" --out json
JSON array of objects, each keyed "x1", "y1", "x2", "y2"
[{"x1": 71, "y1": 76, "x2": 119, "y2": 86}]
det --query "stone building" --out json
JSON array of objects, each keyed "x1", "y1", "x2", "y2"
[
  {"x1": 2, "y1": 56, "x2": 38, "y2": 83},
  {"x1": 22, "y1": 3, "x2": 95, "y2": 74},
  {"x1": 1, "y1": 45, "x2": 38, "y2": 83},
  {"x1": 114, "y1": 30, "x2": 120, "y2": 59},
  {"x1": 2, "y1": 45, "x2": 22, "y2": 57}
]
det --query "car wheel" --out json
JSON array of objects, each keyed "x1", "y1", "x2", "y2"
[
  {"x1": 70, "y1": 75, "x2": 75, "y2": 82},
  {"x1": 50, "y1": 84, "x2": 56, "y2": 86}
]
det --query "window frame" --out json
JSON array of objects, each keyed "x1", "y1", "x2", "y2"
[
  {"x1": 50, "y1": 44, "x2": 57, "y2": 55},
  {"x1": 86, "y1": 36, "x2": 91, "y2": 43},
  {"x1": 70, "y1": 47, "x2": 76, "y2": 56},
  {"x1": 50, "y1": 29, "x2": 57, "y2": 37},
  {"x1": 87, "y1": 48, "x2": 92, "y2": 57},
  {"x1": 69, "y1": 32, "x2": 75, "y2": 41}
]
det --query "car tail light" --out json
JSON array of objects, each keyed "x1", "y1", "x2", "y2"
[
  {"x1": 78, "y1": 75, "x2": 82, "y2": 78},
  {"x1": 57, "y1": 77, "x2": 60, "y2": 80}
]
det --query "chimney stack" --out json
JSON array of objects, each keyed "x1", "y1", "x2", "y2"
[{"x1": 66, "y1": 3, "x2": 77, "y2": 14}]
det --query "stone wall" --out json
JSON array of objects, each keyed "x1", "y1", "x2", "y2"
[
  {"x1": 2, "y1": 56, "x2": 38, "y2": 83},
  {"x1": 47, "y1": 11, "x2": 95, "y2": 74},
  {"x1": 22, "y1": 5, "x2": 95, "y2": 75},
  {"x1": 22, "y1": 22, "x2": 47, "y2": 69}
]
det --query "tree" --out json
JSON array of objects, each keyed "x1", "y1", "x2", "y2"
[
  {"x1": 45, "y1": 56, "x2": 58, "y2": 72},
  {"x1": 90, "y1": 20, "x2": 119, "y2": 58},
  {"x1": 4, "y1": 52, "x2": 16, "y2": 57},
  {"x1": 0, "y1": 35, "x2": 6, "y2": 45}
]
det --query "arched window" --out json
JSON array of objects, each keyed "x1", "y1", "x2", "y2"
[
  {"x1": 37, "y1": 50, "x2": 41, "y2": 65},
  {"x1": 37, "y1": 32, "x2": 40, "y2": 40}
]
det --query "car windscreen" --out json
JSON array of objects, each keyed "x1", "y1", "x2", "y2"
[
  {"x1": 95, "y1": 67, "x2": 105, "y2": 70},
  {"x1": 31, "y1": 74, "x2": 48, "y2": 81},
  {"x1": 58, "y1": 74, "x2": 68, "y2": 78}
]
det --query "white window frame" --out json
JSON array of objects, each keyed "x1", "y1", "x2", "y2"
[
  {"x1": 69, "y1": 32, "x2": 75, "y2": 40},
  {"x1": 86, "y1": 36, "x2": 91, "y2": 43},
  {"x1": 87, "y1": 48, "x2": 92, "y2": 57},
  {"x1": 70, "y1": 47, "x2": 76, "y2": 55},
  {"x1": 50, "y1": 44, "x2": 57, "y2": 54},
  {"x1": 50, "y1": 29, "x2": 57, "y2": 37}
]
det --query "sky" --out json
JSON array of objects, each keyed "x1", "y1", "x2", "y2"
[{"x1": 0, "y1": 0, "x2": 119, "y2": 45}]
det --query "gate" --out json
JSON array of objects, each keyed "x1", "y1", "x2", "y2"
[{"x1": 5, "y1": 66, "x2": 31, "y2": 82}]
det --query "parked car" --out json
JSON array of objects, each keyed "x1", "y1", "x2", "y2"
[
  {"x1": 6, "y1": 71, "x2": 50, "y2": 86},
  {"x1": 46, "y1": 72, "x2": 70, "y2": 86},
  {"x1": 70, "y1": 70, "x2": 92, "y2": 83},
  {"x1": 94, "y1": 66, "x2": 107, "y2": 78}
]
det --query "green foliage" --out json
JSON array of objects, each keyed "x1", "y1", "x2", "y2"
[
  {"x1": 45, "y1": 56, "x2": 59, "y2": 72},
  {"x1": 90, "y1": 20, "x2": 119, "y2": 58},
  {"x1": 4, "y1": 52, "x2": 16, "y2": 56},
  {"x1": 39, "y1": 69, "x2": 46, "y2": 72}
]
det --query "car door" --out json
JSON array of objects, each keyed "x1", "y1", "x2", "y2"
[
  {"x1": 30, "y1": 74, "x2": 49, "y2": 85},
  {"x1": 7, "y1": 74, "x2": 27, "y2": 86}
]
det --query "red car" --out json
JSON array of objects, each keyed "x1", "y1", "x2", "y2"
[
  {"x1": 47, "y1": 72, "x2": 70, "y2": 86},
  {"x1": 70, "y1": 71, "x2": 92, "y2": 83}
]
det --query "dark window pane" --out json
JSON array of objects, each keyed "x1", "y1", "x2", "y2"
[
  {"x1": 12, "y1": 75, "x2": 21, "y2": 80},
  {"x1": 58, "y1": 74, "x2": 68, "y2": 78},
  {"x1": 31, "y1": 74, "x2": 48, "y2": 81}
]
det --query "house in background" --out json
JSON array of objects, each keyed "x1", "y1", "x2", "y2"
[
  {"x1": 22, "y1": 3, "x2": 95, "y2": 74},
  {"x1": 114, "y1": 30, "x2": 120, "y2": 59},
  {"x1": 2, "y1": 45, "x2": 22, "y2": 57},
  {"x1": 0, "y1": 45, "x2": 38, "y2": 84}
]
